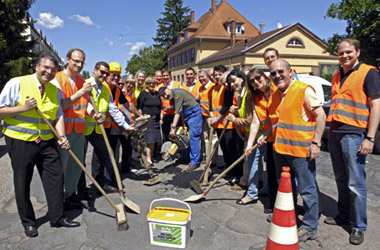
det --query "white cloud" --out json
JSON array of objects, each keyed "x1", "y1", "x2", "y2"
[
  {"x1": 128, "y1": 42, "x2": 146, "y2": 55},
  {"x1": 105, "y1": 38, "x2": 114, "y2": 46},
  {"x1": 124, "y1": 42, "x2": 133, "y2": 46},
  {"x1": 37, "y1": 12, "x2": 64, "y2": 29},
  {"x1": 69, "y1": 14, "x2": 100, "y2": 28},
  {"x1": 125, "y1": 25, "x2": 132, "y2": 31}
]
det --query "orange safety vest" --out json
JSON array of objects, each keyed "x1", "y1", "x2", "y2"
[
  {"x1": 182, "y1": 80, "x2": 202, "y2": 97},
  {"x1": 123, "y1": 89, "x2": 136, "y2": 123},
  {"x1": 159, "y1": 81, "x2": 180, "y2": 115},
  {"x1": 107, "y1": 84, "x2": 123, "y2": 128},
  {"x1": 273, "y1": 81, "x2": 316, "y2": 157},
  {"x1": 254, "y1": 83, "x2": 282, "y2": 142},
  {"x1": 55, "y1": 71, "x2": 87, "y2": 134},
  {"x1": 327, "y1": 63, "x2": 376, "y2": 128},
  {"x1": 199, "y1": 82, "x2": 215, "y2": 117},
  {"x1": 211, "y1": 85, "x2": 236, "y2": 129}
]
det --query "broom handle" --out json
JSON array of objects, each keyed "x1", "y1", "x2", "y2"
[
  {"x1": 88, "y1": 95, "x2": 123, "y2": 192},
  {"x1": 35, "y1": 107, "x2": 119, "y2": 212}
]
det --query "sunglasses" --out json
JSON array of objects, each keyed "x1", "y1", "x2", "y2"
[
  {"x1": 99, "y1": 70, "x2": 110, "y2": 76},
  {"x1": 270, "y1": 70, "x2": 284, "y2": 77},
  {"x1": 146, "y1": 82, "x2": 155, "y2": 85}
]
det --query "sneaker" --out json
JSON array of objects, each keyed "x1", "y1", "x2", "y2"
[
  {"x1": 324, "y1": 215, "x2": 349, "y2": 225},
  {"x1": 349, "y1": 229, "x2": 364, "y2": 245},
  {"x1": 298, "y1": 227, "x2": 319, "y2": 242},
  {"x1": 187, "y1": 163, "x2": 200, "y2": 171}
]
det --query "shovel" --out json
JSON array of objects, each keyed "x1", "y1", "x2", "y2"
[
  {"x1": 184, "y1": 142, "x2": 261, "y2": 203},
  {"x1": 88, "y1": 95, "x2": 140, "y2": 214},
  {"x1": 34, "y1": 107, "x2": 128, "y2": 230},
  {"x1": 189, "y1": 121, "x2": 229, "y2": 194}
]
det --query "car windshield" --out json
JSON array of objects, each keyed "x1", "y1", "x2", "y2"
[{"x1": 322, "y1": 84, "x2": 331, "y2": 102}]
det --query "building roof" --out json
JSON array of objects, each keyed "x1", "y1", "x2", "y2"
[
  {"x1": 165, "y1": 0, "x2": 260, "y2": 55},
  {"x1": 197, "y1": 22, "x2": 331, "y2": 65}
]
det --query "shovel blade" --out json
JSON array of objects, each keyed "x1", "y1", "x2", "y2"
[
  {"x1": 119, "y1": 193, "x2": 141, "y2": 214},
  {"x1": 189, "y1": 180, "x2": 203, "y2": 194},
  {"x1": 143, "y1": 176, "x2": 161, "y2": 186},
  {"x1": 183, "y1": 193, "x2": 206, "y2": 202}
]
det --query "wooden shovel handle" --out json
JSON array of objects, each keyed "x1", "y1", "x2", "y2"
[
  {"x1": 88, "y1": 95, "x2": 123, "y2": 192},
  {"x1": 35, "y1": 107, "x2": 119, "y2": 212}
]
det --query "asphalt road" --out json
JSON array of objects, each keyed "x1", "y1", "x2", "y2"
[{"x1": 0, "y1": 136, "x2": 379, "y2": 250}]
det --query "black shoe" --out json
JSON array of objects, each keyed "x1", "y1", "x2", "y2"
[
  {"x1": 264, "y1": 208, "x2": 273, "y2": 214},
  {"x1": 350, "y1": 229, "x2": 364, "y2": 245},
  {"x1": 77, "y1": 191, "x2": 95, "y2": 201},
  {"x1": 104, "y1": 186, "x2": 118, "y2": 193},
  {"x1": 266, "y1": 214, "x2": 272, "y2": 223},
  {"x1": 228, "y1": 176, "x2": 239, "y2": 186},
  {"x1": 236, "y1": 198, "x2": 258, "y2": 205},
  {"x1": 24, "y1": 225, "x2": 38, "y2": 237},
  {"x1": 324, "y1": 215, "x2": 349, "y2": 225},
  {"x1": 51, "y1": 218, "x2": 80, "y2": 228}
]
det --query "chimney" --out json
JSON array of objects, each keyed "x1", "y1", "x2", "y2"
[
  {"x1": 190, "y1": 11, "x2": 194, "y2": 24},
  {"x1": 230, "y1": 20, "x2": 236, "y2": 47},
  {"x1": 259, "y1": 22, "x2": 265, "y2": 34},
  {"x1": 211, "y1": 0, "x2": 216, "y2": 13}
]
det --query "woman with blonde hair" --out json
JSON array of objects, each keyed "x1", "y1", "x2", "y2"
[{"x1": 135, "y1": 70, "x2": 146, "y2": 99}]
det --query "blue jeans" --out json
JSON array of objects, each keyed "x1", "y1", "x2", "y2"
[
  {"x1": 328, "y1": 132, "x2": 367, "y2": 231},
  {"x1": 246, "y1": 142, "x2": 266, "y2": 200},
  {"x1": 274, "y1": 152, "x2": 319, "y2": 232},
  {"x1": 183, "y1": 104, "x2": 202, "y2": 165}
]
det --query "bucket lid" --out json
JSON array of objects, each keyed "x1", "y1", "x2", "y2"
[{"x1": 147, "y1": 207, "x2": 190, "y2": 222}]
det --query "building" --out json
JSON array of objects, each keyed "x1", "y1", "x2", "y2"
[
  {"x1": 23, "y1": 14, "x2": 63, "y2": 68},
  {"x1": 165, "y1": 0, "x2": 339, "y2": 83}
]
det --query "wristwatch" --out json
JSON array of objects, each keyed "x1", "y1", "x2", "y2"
[
  {"x1": 365, "y1": 136, "x2": 375, "y2": 143},
  {"x1": 171, "y1": 125, "x2": 176, "y2": 129},
  {"x1": 311, "y1": 141, "x2": 321, "y2": 148}
]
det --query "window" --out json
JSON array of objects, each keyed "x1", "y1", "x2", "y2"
[
  {"x1": 184, "y1": 30, "x2": 189, "y2": 39},
  {"x1": 177, "y1": 35, "x2": 182, "y2": 44},
  {"x1": 227, "y1": 24, "x2": 244, "y2": 34},
  {"x1": 286, "y1": 37, "x2": 304, "y2": 48}
]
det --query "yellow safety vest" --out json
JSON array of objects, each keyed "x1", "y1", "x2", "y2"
[
  {"x1": 3, "y1": 74, "x2": 59, "y2": 141},
  {"x1": 84, "y1": 83, "x2": 111, "y2": 135}
]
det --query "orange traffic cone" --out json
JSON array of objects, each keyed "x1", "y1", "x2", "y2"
[{"x1": 264, "y1": 167, "x2": 299, "y2": 250}]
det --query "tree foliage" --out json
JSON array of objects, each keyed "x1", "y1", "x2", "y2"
[
  {"x1": 125, "y1": 45, "x2": 166, "y2": 76},
  {"x1": 0, "y1": 0, "x2": 37, "y2": 90},
  {"x1": 125, "y1": 0, "x2": 191, "y2": 74},
  {"x1": 153, "y1": 0, "x2": 191, "y2": 51},
  {"x1": 325, "y1": 0, "x2": 380, "y2": 68}
]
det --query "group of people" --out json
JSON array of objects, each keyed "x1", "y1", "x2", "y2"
[{"x1": 0, "y1": 37, "x2": 379, "y2": 246}]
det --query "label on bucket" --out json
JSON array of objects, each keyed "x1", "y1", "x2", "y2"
[{"x1": 152, "y1": 223, "x2": 182, "y2": 245}]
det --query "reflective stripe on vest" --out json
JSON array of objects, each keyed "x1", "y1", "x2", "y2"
[
  {"x1": 55, "y1": 71, "x2": 87, "y2": 134},
  {"x1": 211, "y1": 85, "x2": 236, "y2": 129},
  {"x1": 274, "y1": 81, "x2": 316, "y2": 157},
  {"x1": 84, "y1": 83, "x2": 111, "y2": 135},
  {"x1": 327, "y1": 64, "x2": 376, "y2": 128},
  {"x1": 3, "y1": 75, "x2": 58, "y2": 141},
  {"x1": 199, "y1": 82, "x2": 215, "y2": 117},
  {"x1": 254, "y1": 83, "x2": 282, "y2": 142}
]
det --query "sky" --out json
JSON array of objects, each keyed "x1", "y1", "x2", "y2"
[{"x1": 29, "y1": 0, "x2": 347, "y2": 74}]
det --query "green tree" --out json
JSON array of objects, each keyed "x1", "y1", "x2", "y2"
[
  {"x1": 126, "y1": 46, "x2": 166, "y2": 76},
  {"x1": 153, "y1": 0, "x2": 191, "y2": 51},
  {"x1": 325, "y1": 0, "x2": 380, "y2": 68},
  {"x1": 81, "y1": 70, "x2": 90, "y2": 80},
  {"x1": 0, "y1": 0, "x2": 37, "y2": 90}
]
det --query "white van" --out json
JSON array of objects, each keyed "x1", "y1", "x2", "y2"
[{"x1": 297, "y1": 74, "x2": 332, "y2": 104}]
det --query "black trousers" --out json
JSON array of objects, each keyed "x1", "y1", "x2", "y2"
[
  {"x1": 266, "y1": 142, "x2": 278, "y2": 210},
  {"x1": 5, "y1": 136, "x2": 64, "y2": 227},
  {"x1": 162, "y1": 114, "x2": 174, "y2": 143},
  {"x1": 217, "y1": 128, "x2": 244, "y2": 178}
]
